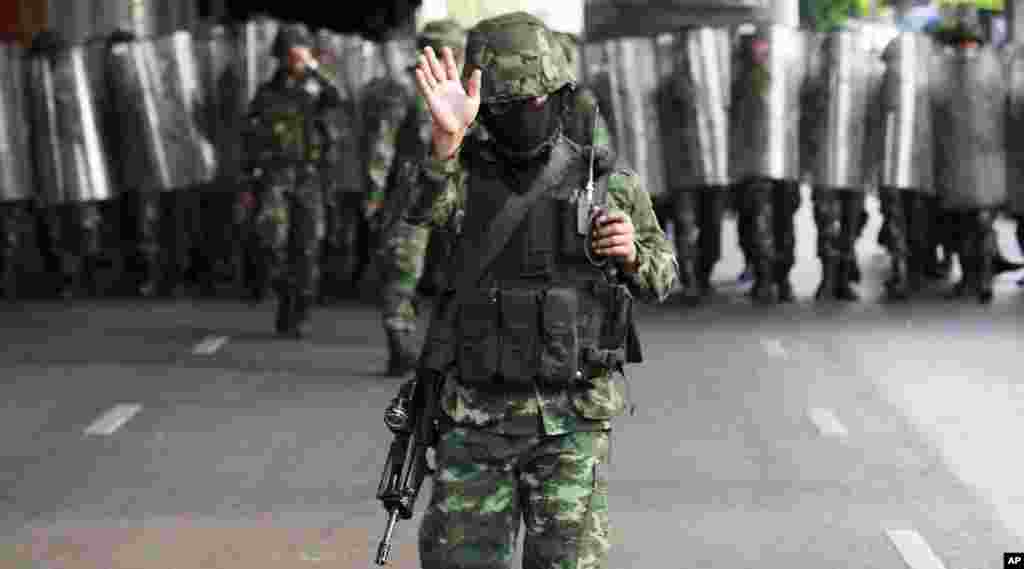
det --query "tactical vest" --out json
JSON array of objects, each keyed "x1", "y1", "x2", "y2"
[
  {"x1": 425, "y1": 137, "x2": 634, "y2": 390},
  {"x1": 248, "y1": 75, "x2": 331, "y2": 186}
]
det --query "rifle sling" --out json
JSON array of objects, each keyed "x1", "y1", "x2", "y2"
[{"x1": 452, "y1": 141, "x2": 574, "y2": 309}]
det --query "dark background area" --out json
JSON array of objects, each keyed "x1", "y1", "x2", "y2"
[{"x1": 210, "y1": 0, "x2": 422, "y2": 39}]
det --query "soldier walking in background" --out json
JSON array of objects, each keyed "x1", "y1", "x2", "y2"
[
  {"x1": 245, "y1": 23, "x2": 342, "y2": 336},
  {"x1": 374, "y1": 19, "x2": 467, "y2": 376}
]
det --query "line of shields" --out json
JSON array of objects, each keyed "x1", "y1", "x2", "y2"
[
  {"x1": 580, "y1": 23, "x2": 1024, "y2": 270},
  {"x1": 0, "y1": 16, "x2": 403, "y2": 301}
]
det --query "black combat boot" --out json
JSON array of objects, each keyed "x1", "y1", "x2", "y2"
[
  {"x1": 677, "y1": 258, "x2": 701, "y2": 306},
  {"x1": 750, "y1": 258, "x2": 777, "y2": 304},
  {"x1": 815, "y1": 256, "x2": 838, "y2": 301},
  {"x1": 291, "y1": 293, "x2": 314, "y2": 337},
  {"x1": 847, "y1": 257, "x2": 862, "y2": 284},
  {"x1": 274, "y1": 281, "x2": 295, "y2": 336},
  {"x1": 977, "y1": 253, "x2": 994, "y2": 304},
  {"x1": 386, "y1": 329, "x2": 418, "y2": 377},
  {"x1": 698, "y1": 262, "x2": 715, "y2": 296},
  {"x1": 885, "y1": 256, "x2": 910, "y2": 301},
  {"x1": 775, "y1": 260, "x2": 795, "y2": 303},
  {"x1": 834, "y1": 257, "x2": 860, "y2": 301}
]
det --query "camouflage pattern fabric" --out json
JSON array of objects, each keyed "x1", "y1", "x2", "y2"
[
  {"x1": 408, "y1": 146, "x2": 676, "y2": 436},
  {"x1": 378, "y1": 94, "x2": 434, "y2": 332},
  {"x1": 464, "y1": 12, "x2": 576, "y2": 104},
  {"x1": 406, "y1": 14, "x2": 674, "y2": 568},
  {"x1": 381, "y1": 87, "x2": 614, "y2": 335},
  {"x1": 361, "y1": 76, "x2": 414, "y2": 208},
  {"x1": 419, "y1": 427, "x2": 611, "y2": 569},
  {"x1": 246, "y1": 68, "x2": 341, "y2": 296}
]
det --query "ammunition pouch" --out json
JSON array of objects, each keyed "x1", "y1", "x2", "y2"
[{"x1": 450, "y1": 281, "x2": 633, "y2": 389}]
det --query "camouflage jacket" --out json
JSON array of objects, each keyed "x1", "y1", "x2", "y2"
[
  {"x1": 405, "y1": 132, "x2": 678, "y2": 437},
  {"x1": 244, "y1": 68, "x2": 343, "y2": 187},
  {"x1": 361, "y1": 76, "x2": 416, "y2": 205},
  {"x1": 375, "y1": 94, "x2": 434, "y2": 226}
]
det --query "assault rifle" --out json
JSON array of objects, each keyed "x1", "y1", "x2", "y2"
[{"x1": 374, "y1": 369, "x2": 444, "y2": 565}]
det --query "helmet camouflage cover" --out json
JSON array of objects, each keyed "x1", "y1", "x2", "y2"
[
  {"x1": 464, "y1": 11, "x2": 576, "y2": 104},
  {"x1": 552, "y1": 31, "x2": 580, "y2": 70},
  {"x1": 419, "y1": 19, "x2": 466, "y2": 54}
]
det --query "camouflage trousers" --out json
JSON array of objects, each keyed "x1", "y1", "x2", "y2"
[
  {"x1": 879, "y1": 187, "x2": 932, "y2": 260},
  {"x1": 255, "y1": 182, "x2": 325, "y2": 297},
  {"x1": 811, "y1": 187, "x2": 864, "y2": 261},
  {"x1": 379, "y1": 220, "x2": 430, "y2": 333},
  {"x1": 737, "y1": 179, "x2": 801, "y2": 273},
  {"x1": 419, "y1": 427, "x2": 611, "y2": 569}
]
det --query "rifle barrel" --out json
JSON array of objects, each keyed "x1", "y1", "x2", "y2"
[{"x1": 375, "y1": 509, "x2": 401, "y2": 565}]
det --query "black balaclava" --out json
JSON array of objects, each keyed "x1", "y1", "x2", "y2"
[{"x1": 480, "y1": 87, "x2": 568, "y2": 162}]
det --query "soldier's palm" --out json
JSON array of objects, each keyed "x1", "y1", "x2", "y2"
[{"x1": 429, "y1": 79, "x2": 478, "y2": 134}]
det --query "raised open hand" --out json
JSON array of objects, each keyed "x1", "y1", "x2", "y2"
[{"x1": 414, "y1": 46, "x2": 482, "y2": 160}]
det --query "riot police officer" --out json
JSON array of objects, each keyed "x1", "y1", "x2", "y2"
[
  {"x1": 731, "y1": 24, "x2": 806, "y2": 303},
  {"x1": 245, "y1": 23, "x2": 342, "y2": 336},
  {"x1": 931, "y1": 6, "x2": 1007, "y2": 303},
  {"x1": 803, "y1": 29, "x2": 881, "y2": 302},
  {"x1": 658, "y1": 27, "x2": 732, "y2": 303}
]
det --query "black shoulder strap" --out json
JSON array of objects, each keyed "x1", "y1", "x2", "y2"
[
  {"x1": 453, "y1": 140, "x2": 575, "y2": 306},
  {"x1": 594, "y1": 172, "x2": 610, "y2": 211}
]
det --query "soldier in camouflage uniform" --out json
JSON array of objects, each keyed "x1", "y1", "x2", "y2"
[
  {"x1": 359, "y1": 40, "x2": 418, "y2": 296},
  {"x1": 245, "y1": 23, "x2": 342, "y2": 337},
  {"x1": 378, "y1": 24, "x2": 617, "y2": 378},
  {"x1": 406, "y1": 13, "x2": 677, "y2": 567},
  {"x1": 376, "y1": 19, "x2": 467, "y2": 376}
]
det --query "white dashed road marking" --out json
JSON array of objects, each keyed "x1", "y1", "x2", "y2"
[
  {"x1": 760, "y1": 337, "x2": 789, "y2": 359},
  {"x1": 84, "y1": 404, "x2": 143, "y2": 436},
  {"x1": 808, "y1": 407, "x2": 848, "y2": 437},
  {"x1": 885, "y1": 529, "x2": 948, "y2": 569},
  {"x1": 192, "y1": 336, "x2": 229, "y2": 355}
]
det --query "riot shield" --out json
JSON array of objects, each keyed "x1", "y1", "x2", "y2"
[
  {"x1": 658, "y1": 27, "x2": 731, "y2": 192},
  {"x1": 237, "y1": 17, "x2": 280, "y2": 109},
  {"x1": 729, "y1": 24, "x2": 807, "y2": 183},
  {"x1": 932, "y1": 45, "x2": 1007, "y2": 210},
  {"x1": 879, "y1": 32, "x2": 937, "y2": 193},
  {"x1": 1005, "y1": 42, "x2": 1024, "y2": 216},
  {"x1": 316, "y1": 30, "x2": 365, "y2": 194},
  {"x1": 28, "y1": 43, "x2": 115, "y2": 204},
  {"x1": 195, "y1": 23, "x2": 243, "y2": 183},
  {"x1": 599, "y1": 36, "x2": 668, "y2": 199},
  {"x1": 802, "y1": 29, "x2": 882, "y2": 191},
  {"x1": 0, "y1": 42, "x2": 34, "y2": 203},
  {"x1": 107, "y1": 31, "x2": 215, "y2": 192}
]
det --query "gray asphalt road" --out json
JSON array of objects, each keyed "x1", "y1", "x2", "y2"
[{"x1": 1, "y1": 193, "x2": 1022, "y2": 568}]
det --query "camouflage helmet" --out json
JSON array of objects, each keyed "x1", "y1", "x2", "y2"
[
  {"x1": 465, "y1": 11, "x2": 576, "y2": 104},
  {"x1": 552, "y1": 31, "x2": 580, "y2": 70},
  {"x1": 418, "y1": 19, "x2": 466, "y2": 55},
  {"x1": 272, "y1": 22, "x2": 314, "y2": 59}
]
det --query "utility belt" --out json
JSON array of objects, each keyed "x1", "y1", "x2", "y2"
[{"x1": 436, "y1": 281, "x2": 634, "y2": 389}]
